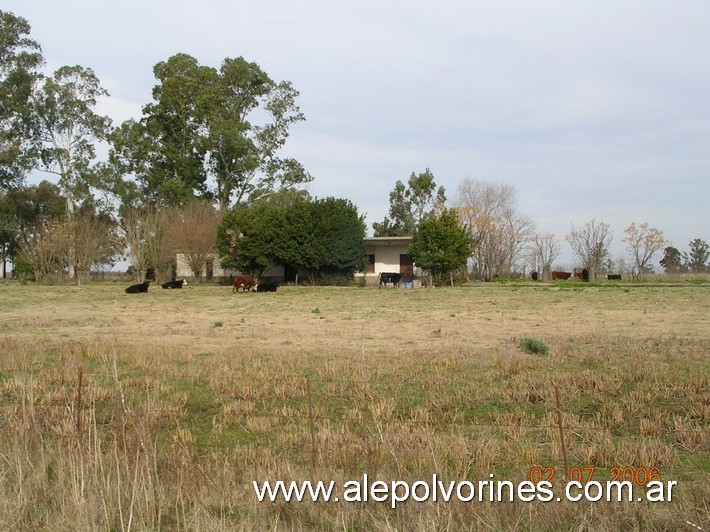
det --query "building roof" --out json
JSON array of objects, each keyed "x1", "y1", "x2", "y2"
[{"x1": 364, "y1": 236, "x2": 413, "y2": 246}]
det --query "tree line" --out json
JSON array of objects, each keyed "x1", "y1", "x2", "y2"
[
  {"x1": 372, "y1": 171, "x2": 708, "y2": 283},
  {"x1": 1, "y1": 11, "x2": 706, "y2": 285},
  {"x1": 0, "y1": 10, "x2": 323, "y2": 283}
]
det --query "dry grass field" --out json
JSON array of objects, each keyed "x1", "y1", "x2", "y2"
[{"x1": 0, "y1": 281, "x2": 708, "y2": 530}]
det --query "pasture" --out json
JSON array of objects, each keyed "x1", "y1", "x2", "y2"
[{"x1": 0, "y1": 282, "x2": 708, "y2": 530}]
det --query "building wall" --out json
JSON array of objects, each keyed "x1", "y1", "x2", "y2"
[
  {"x1": 176, "y1": 253, "x2": 235, "y2": 280},
  {"x1": 176, "y1": 253, "x2": 285, "y2": 282},
  {"x1": 356, "y1": 238, "x2": 414, "y2": 286},
  {"x1": 365, "y1": 243, "x2": 410, "y2": 273}
]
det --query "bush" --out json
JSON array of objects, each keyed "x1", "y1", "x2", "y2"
[{"x1": 519, "y1": 337, "x2": 549, "y2": 355}]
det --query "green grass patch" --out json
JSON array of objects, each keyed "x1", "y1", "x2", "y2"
[{"x1": 519, "y1": 337, "x2": 550, "y2": 355}]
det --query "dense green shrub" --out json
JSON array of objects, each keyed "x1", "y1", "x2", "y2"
[{"x1": 519, "y1": 337, "x2": 549, "y2": 355}]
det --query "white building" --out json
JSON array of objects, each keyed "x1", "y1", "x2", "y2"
[
  {"x1": 177, "y1": 236, "x2": 418, "y2": 286},
  {"x1": 355, "y1": 236, "x2": 417, "y2": 287},
  {"x1": 175, "y1": 253, "x2": 293, "y2": 283}
]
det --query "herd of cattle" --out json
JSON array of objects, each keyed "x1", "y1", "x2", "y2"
[
  {"x1": 549, "y1": 270, "x2": 622, "y2": 281},
  {"x1": 125, "y1": 270, "x2": 623, "y2": 293},
  {"x1": 125, "y1": 279, "x2": 187, "y2": 293},
  {"x1": 124, "y1": 275, "x2": 279, "y2": 294}
]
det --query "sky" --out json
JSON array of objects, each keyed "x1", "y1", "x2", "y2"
[{"x1": 5, "y1": 0, "x2": 709, "y2": 269}]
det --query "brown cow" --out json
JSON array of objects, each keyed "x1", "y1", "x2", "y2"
[
  {"x1": 232, "y1": 275, "x2": 256, "y2": 293},
  {"x1": 551, "y1": 271, "x2": 572, "y2": 280}
]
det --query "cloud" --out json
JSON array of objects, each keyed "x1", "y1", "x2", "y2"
[{"x1": 5, "y1": 0, "x2": 709, "y2": 265}]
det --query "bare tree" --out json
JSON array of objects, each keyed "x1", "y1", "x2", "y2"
[
  {"x1": 72, "y1": 212, "x2": 117, "y2": 285},
  {"x1": 622, "y1": 222, "x2": 666, "y2": 279},
  {"x1": 163, "y1": 202, "x2": 222, "y2": 282},
  {"x1": 566, "y1": 219, "x2": 613, "y2": 280},
  {"x1": 455, "y1": 180, "x2": 534, "y2": 278},
  {"x1": 122, "y1": 207, "x2": 164, "y2": 282},
  {"x1": 530, "y1": 233, "x2": 561, "y2": 281},
  {"x1": 18, "y1": 220, "x2": 70, "y2": 284}
]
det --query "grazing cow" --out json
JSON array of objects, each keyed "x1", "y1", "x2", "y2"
[
  {"x1": 232, "y1": 274, "x2": 256, "y2": 293},
  {"x1": 379, "y1": 272, "x2": 402, "y2": 288},
  {"x1": 256, "y1": 281, "x2": 279, "y2": 292},
  {"x1": 161, "y1": 279, "x2": 187, "y2": 289},
  {"x1": 551, "y1": 271, "x2": 572, "y2": 281},
  {"x1": 607, "y1": 274, "x2": 622, "y2": 281},
  {"x1": 125, "y1": 281, "x2": 150, "y2": 294}
]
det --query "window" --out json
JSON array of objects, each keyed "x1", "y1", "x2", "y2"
[{"x1": 206, "y1": 259, "x2": 214, "y2": 281}]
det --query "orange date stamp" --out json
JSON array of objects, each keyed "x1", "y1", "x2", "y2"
[{"x1": 529, "y1": 466, "x2": 662, "y2": 486}]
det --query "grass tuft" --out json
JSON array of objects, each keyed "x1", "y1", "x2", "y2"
[{"x1": 519, "y1": 337, "x2": 550, "y2": 355}]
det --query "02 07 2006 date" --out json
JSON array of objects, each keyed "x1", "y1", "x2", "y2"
[{"x1": 529, "y1": 466, "x2": 662, "y2": 486}]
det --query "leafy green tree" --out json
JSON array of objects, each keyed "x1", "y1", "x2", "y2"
[
  {"x1": 210, "y1": 59, "x2": 310, "y2": 209},
  {"x1": 373, "y1": 168, "x2": 446, "y2": 236},
  {"x1": 659, "y1": 246, "x2": 685, "y2": 274},
  {"x1": 31, "y1": 65, "x2": 112, "y2": 216},
  {"x1": 0, "y1": 10, "x2": 44, "y2": 188},
  {"x1": 0, "y1": 180, "x2": 65, "y2": 276},
  {"x1": 687, "y1": 238, "x2": 709, "y2": 273},
  {"x1": 308, "y1": 197, "x2": 367, "y2": 280},
  {"x1": 217, "y1": 196, "x2": 366, "y2": 283},
  {"x1": 110, "y1": 54, "x2": 311, "y2": 209},
  {"x1": 408, "y1": 209, "x2": 471, "y2": 286},
  {"x1": 216, "y1": 200, "x2": 284, "y2": 277}
]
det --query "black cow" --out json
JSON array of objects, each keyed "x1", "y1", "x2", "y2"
[
  {"x1": 379, "y1": 272, "x2": 402, "y2": 288},
  {"x1": 573, "y1": 268, "x2": 590, "y2": 282},
  {"x1": 607, "y1": 274, "x2": 622, "y2": 281},
  {"x1": 125, "y1": 281, "x2": 150, "y2": 294},
  {"x1": 256, "y1": 281, "x2": 279, "y2": 292},
  {"x1": 161, "y1": 279, "x2": 187, "y2": 289}
]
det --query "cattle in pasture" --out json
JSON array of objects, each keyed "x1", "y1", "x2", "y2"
[
  {"x1": 607, "y1": 274, "x2": 622, "y2": 281},
  {"x1": 125, "y1": 281, "x2": 150, "y2": 294},
  {"x1": 232, "y1": 275, "x2": 256, "y2": 293},
  {"x1": 573, "y1": 268, "x2": 590, "y2": 282},
  {"x1": 161, "y1": 279, "x2": 187, "y2": 289},
  {"x1": 531, "y1": 271, "x2": 539, "y2": 281},
  {"x1": 551, "y1": 271, "x2": 572, "y2": 281},
  {"x1": 378, "y1": 272, "x2": 402, "y2": 288},
  {"x1": 256, "y1": 281, "x2": 279, "y2": 292}
]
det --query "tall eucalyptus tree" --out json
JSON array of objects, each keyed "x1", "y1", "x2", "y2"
[
  {"x1": 0, "y1": 10, "x2": 44, "y2": 188},
  {"x1": 110, "y1": 53, "x2": 311, "y2": 210}
]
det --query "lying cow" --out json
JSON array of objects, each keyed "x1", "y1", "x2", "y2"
[
  {"x1": 256, "y1": 281, "x2": 279, "y2": 292},
  {"x1": 551, "y1": 271, "x2": 571, "y2": 281},
  {"x1": 125, "y1": 281, "x2": 150, "y2": 294},
  {"x1": 379, "y1": 272, "x2": 402, "y2": 288},
  {"x1": 161, "y1": 279, "x2": 187, "y2": 289},
  {"x1": 232, "y1": 274, "x2": 256, "y2": 293},
  {"x1": 607, "y1": 274, "x2": 622, "y2": 281}
]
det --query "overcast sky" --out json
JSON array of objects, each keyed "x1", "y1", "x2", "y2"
[{"x1": 6, "y1": 0, "x2": 709, "y2": 268}]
